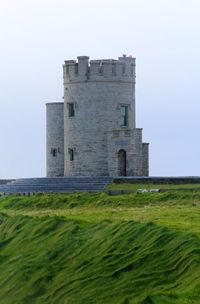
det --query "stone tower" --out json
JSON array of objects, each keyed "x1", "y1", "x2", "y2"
[{"x1": 46, "y1": 55, "x2": 149, "y2": 177}]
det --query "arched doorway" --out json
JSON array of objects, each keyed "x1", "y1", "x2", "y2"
[{"x1": 118, "y1": 150, "x2": 127, "y2": 176}]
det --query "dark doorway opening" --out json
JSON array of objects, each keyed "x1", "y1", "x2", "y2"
[{"x1": 118, "y1": 149, "x2": 127, "y2": 176}]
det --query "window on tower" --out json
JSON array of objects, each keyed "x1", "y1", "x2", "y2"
[
  {"x1": 68, "y1": 103, "x2": 75, "y2": 117},
  {"x1": 120, "y1": 105, "x2": 128, "y2": 127},
  {"x1": 68, "y1": 148, "x2": 74, "y2": 161},
  {"x1": 51, "y1": 148, "x2": 60, "y2": 157}
]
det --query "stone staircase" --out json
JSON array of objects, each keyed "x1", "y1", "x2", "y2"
[{"x1": 0, "y1": 177, "x2": 113, "y2": 195}]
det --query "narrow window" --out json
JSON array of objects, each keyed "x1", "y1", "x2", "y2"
[
  {"x1": 51, "y1": 148, "x2": 57, "y2": 157},
  {"x1": 66, "y1": 65, "x2": 69, "y2": 74},
  {"x1": 68, "y1": 103, "x2": 75, "y2": 117},
  {"x1": 120, "y1": 105, "x2": 128, "y2": 127},
  {"x1": 69, "y1": 149, "x2": 74, "y2": 161},
  {"x1": 118, "y1": 149, "x2": 127, "y2": 176}
]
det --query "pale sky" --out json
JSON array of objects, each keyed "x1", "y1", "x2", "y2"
[{"x1": 0, "y1": 0, "x2": 200, "y2": 178}]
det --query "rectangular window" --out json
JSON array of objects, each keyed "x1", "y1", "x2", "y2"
[
  {"x1": 69, "y1": 148, "x2": 74, "y2": 161},
  {"x1": 68, "y1": 103, "x2": 75, "y2": 117},
  {"x1": 51, "y1": 148, "x2": 57, "y2": 157},
  {"x1": 120, "y1": 105, "x2": 128, "y2": 127}
]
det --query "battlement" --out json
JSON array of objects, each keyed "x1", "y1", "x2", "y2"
[{"x1": 63, "y1": 55, "x2": 136, "y2": 83}]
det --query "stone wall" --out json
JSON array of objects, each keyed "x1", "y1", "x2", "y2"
[
  {"x1": 107, "y1": 128, "x2": 144, "y2": 176},
  {"x1": 46, "y1": 102, "x2": 64, "y2": 177},
  {"x1": 142, "y1": 143, "x2": 149, "y2": 176},
  {"x1": 64, "y1": 81, "x2": 136, "y2": 176}
]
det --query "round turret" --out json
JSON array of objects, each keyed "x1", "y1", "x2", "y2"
[
  {"x1": 46, "y1": 102, "x2": 64, "y2": 177},
  {"x1": 63, "y1": 55, "x2": 139, "y2": 176}
]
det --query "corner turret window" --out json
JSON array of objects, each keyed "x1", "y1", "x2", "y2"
[
  {"x1": 68, "y1": 103, "x2": 75, "y2": 117},
  {"x1": 120, "y1": 105, "x2": 128, "y2": 127}
]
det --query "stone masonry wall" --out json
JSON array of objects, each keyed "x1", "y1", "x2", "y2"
[
  {"x1": 46, "y1": 103, "x2": 64, "y2": 177},
  {"x1": 64, "y1": 81, "x2": 136, "y2": 176},
  {"x1": 142, "y1": 143, "x2": 149, "y2": 176}
]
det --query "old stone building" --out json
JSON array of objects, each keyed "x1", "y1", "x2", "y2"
[{"x1": 46, "y1": 55, "x2": 149, "y2": 177}]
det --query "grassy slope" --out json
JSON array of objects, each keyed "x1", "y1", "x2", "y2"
[{"x1": 0, "y1": 191, "x2": 200, "y2": 304}]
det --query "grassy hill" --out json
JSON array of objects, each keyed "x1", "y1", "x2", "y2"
[{"x1": 0, "y1": 190, "x2": 200, "y2": 303}]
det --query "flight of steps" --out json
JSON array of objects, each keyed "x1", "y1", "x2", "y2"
[{"x1": 0, "y1": 177, "x2": 113, "y2": 195}]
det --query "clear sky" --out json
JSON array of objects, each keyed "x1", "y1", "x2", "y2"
[{"x1": 0, "y1": 0, "x2": 200, "y2": 178}]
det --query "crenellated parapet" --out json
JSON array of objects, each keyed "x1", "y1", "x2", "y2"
[{"x1": 63, "y1": 55, "x2": 136, "y2": 83}]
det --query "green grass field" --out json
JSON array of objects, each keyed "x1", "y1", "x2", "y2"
[
  {"x1": 106, "y1": 182, "x2": 200, "y2": 190},
  {"x1": 0, "y1": 189, "x2": 200, "y2": 303}
]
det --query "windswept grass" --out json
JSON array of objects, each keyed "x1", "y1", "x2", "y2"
[
  {"x1": 0, "y1": 215, "x2": 200, "y2": 304},
  {"x1": 0, "y1": 190, "x2": 200, "y2": 303}
]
